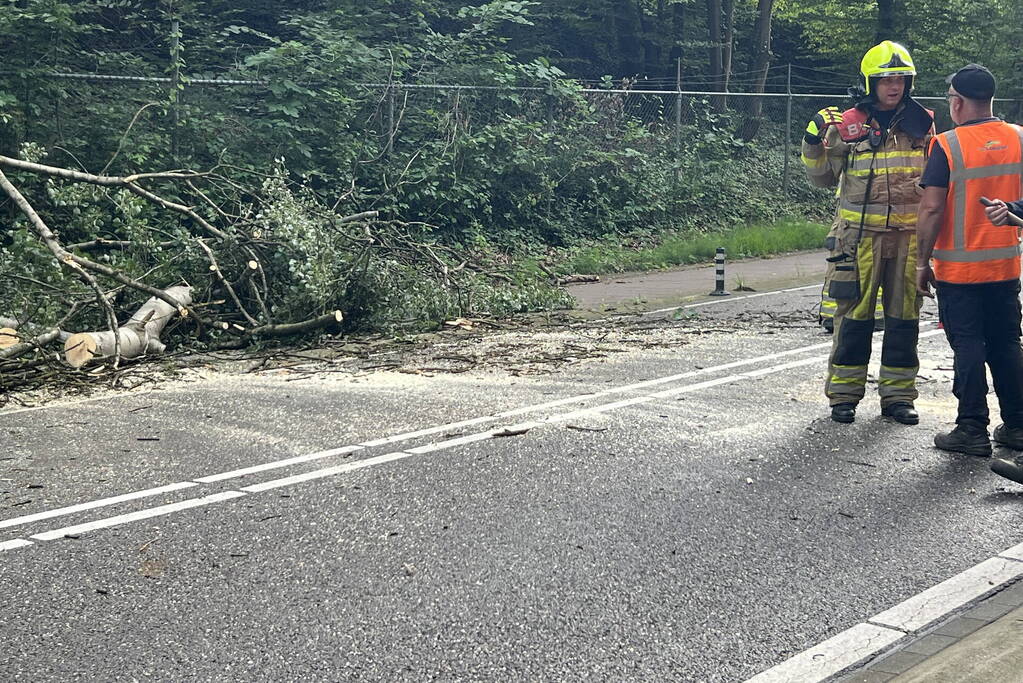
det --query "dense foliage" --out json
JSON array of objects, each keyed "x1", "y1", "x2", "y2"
[{"x1": 1, "y1": 1, "x2": 1019, "y2": 337}]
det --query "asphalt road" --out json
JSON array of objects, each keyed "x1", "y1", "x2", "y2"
[{"x1": 3, "y1": 286, "x2": 1023, "y2": 682}]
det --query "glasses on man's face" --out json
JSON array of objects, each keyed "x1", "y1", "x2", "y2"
[{"x1": 946, "y1": 92, "x2": 962, "y2": 104}]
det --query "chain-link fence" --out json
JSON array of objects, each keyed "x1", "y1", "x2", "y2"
[{"x1": 21, "y1": 72, "x2": 1023, "y2": 195}]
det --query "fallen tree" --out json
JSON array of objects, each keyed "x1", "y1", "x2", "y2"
[
  {"x1": 64, "y1": 285, "x2": 194, "y2": 368},
  {"x1": 0, "y1": 150, "x2": 568, "y2": 399}
]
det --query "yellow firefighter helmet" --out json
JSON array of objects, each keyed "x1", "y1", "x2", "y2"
[{"x1": 860, "y1": 41, "x2": 916, "y2": 95}]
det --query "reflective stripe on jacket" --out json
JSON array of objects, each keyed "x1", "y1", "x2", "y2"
[
  {"x1": 931, "y1": 121, "x2": 1023, "y2": 284},
  {"x1": 801, "y1": 102, "x2": 931, "y2": 234}
]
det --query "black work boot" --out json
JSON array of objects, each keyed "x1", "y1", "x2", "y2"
[
  {"x1": 993, "y1": 424, "x2": 1023, "y2": 450},
  {"x1": 882, "y1": 402, "x2": 919, "y2": 425},
  {"x1": 934, "y1": 424, "x2": 992, "y2": 457},
  {"x1": 831, "y1": 403, "x2": 856, "y2": 424},
  {"x1": 991, "y1": 456, "x2": 1023, "y2": 485}
]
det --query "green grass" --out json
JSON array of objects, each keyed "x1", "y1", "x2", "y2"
[{"x1": 559, "y1": 219, "x2": 828, "y2": 275}]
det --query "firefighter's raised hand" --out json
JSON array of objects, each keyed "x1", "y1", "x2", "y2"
[{"x1": 805, "y1": 106, "x2": 843, "y2": 145}]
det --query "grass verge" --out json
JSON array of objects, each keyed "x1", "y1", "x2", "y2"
[{"x1": 558, "y1": 219, "x2": 828, "y2": 275}]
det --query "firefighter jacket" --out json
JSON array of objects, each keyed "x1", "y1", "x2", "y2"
[
  {"x1": 801, "y1": 99, "x2": 934, "y2": 237},
  {"x1": 931, "y1": 120, "x2": 1023, "y2": 284}
]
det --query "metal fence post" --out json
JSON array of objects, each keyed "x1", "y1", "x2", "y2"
[
  {"x1": 387, "y1": 85, "x2": 396, "y2": 157},
  {"x1": 170, "y1": 15, "x2": 181, "y2": 163},
  {"x1": 675, "y1": 57, "x2": 682, "y2": 152},
  {"x1": 783, "y1": 63, "x2": 792, "y2": 194}
]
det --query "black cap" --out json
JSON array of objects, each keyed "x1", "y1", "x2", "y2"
[{"x1": 947, "y1": 63, "x2": 996, "y2": 100}]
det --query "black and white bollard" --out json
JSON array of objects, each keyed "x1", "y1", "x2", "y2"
[{"x1": 709, "y1": 247, "x2": 730, "y2": 296}]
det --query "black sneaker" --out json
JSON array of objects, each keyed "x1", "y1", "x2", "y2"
[
  {"x1": 991, "y1": 456, "x2": 1023, "y2": 484},
  {"x1": 882, "y1": 402, "x2": 919, "y2": 425},
  {"x1": 831, "y1": 403, "x2": 856, "y2": 423},
  {"x1": 934, "y1": 425, "x2": 992, "y2": 457},
  {"x1": 993, "y1": 424, "x2": 1023, "y2": 450}
]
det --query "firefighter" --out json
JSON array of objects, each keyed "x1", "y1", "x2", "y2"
[
  {"x1": 818, "y1": 284, "x2": 883, "y2": 333},
  {"x1": 801, "y1": 41, "x2": 934, "y2": 424}
]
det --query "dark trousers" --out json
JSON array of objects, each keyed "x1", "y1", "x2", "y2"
[{"x1": 936, "y1": 280, "x2": 1023, "y2": 429}]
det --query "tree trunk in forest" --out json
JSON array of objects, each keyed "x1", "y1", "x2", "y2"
[
  {"x1": 669, "y1": 1, "x2": 686, "y2": 68},
  {"x1": 638, "y1": 0, "x2": 659, "y2": 78},
  {"x1": 736, "y1": 0, "x2": 774, "y2": 141},
  {"x1": 655, "y1": 0, "x2": 666, "y2": 76},
  {"x1": 613, "y1": 0, "x2": 645, "y2": 77},
  {"x1": 64, "y1": 285, "x2": 193, "y2": 368},
  {"x1": 722, "y1": 0, "x2": 735, "y2": 107},
  {"x1": 706, "y1": 0, "x2": 724, "y2": 110},
  {"x1": 876, "y1": 0, "x2": 902, "y2": 42}
]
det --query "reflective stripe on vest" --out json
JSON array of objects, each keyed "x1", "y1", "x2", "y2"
[{"x1": 932, "y1": 122, "x2": 1023, "y2": 283}]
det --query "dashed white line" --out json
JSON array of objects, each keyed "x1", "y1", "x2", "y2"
[
  {"x1": 0, "y1": 326, "x2": 945, "y2": 540},
  {"x1": 194, "y1": 445, "x2": 364, "y2": 484},
  {"x1": 0, "y1": 481, "x2": 199, "y2": 530},
  {"x1": 29, "y1": 491, "x2": 247, "y2": 542},
  {"x1": 240, "y1": 451, "x2": 412, "y2": 493},
  {"x1": 0, "y1": 539, "x2": 34, "y2": 552},
  {"x1": 0, "y1": 338, "x2": 838, "y2": 534}
]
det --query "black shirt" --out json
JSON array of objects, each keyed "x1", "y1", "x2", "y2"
[
  {"x1": 919, "y1": 117, "x2": 1002, "y2": 189},
  {"x1": 871, "y1": 108, "x2": 896, "y2": 133}
]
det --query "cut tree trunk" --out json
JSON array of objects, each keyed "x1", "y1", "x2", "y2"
[
  {"x1": 64, "y1": 285, "x2": 193, "y2": 368},
  {"x1": 0, "y1": 326, "x2": 17, "y2": 349}
]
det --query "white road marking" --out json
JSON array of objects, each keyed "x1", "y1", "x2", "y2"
[
  {"x1": 0, "y1": 325, "x2": 945, "y2": 537},
  {"x1": 0, "y1": 336, "x2": 840, "y2": 533},
  {"x1": 0, "y1": 481, "x2": 198, "y2": 530},
  {"x1": 869, "y1": 556, "x2": 1023, "y2": 632},
  {"x1": 406, "y1": 422, "x2": 543, "y2": 454},
  {"x1": 0, "y1": 539, "x2": 34, "y2": 552},
  {"x1": 999, "y1": 540, "x2": 1023, "y2": 561},
  {"x1": 240, "y1": 451, "x2": 412, "y2": 493},
  {"x1": 647, "y1": 375, "x2": 745, "y2": 398},
  {"x1": 547, "y1": 396, "x2": 656, "y2": 422},
  {"x1": 29, "y1": 491, "x2": 247, "y2": 542},
  {"x1": 744, "y1": 622, "x2": 905, "y2": 683},
  {"x1": 643, "y1": 283, "x2": 821, "y2": 316},
  {"x1": 3, "y1": 316, "x2": 1008, "y2": 683},
  {"x1": 194, "y1": 446, "x2": 364, "y2": 484},
  {"x1": 359, "y1": 416, "x2": 496, "y2": 447}
]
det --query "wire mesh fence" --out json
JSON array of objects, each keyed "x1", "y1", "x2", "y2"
[{"x1": 21, "y1": 71, "x2": 1023, "y2": 193}]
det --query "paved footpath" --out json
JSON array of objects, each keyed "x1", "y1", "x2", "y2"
[{"x1": 566, "y1": 250, "x2": 828, "y2": 312}]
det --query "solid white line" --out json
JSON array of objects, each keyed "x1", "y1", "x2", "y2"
[
  {"x1": 998, "y1": 541, "x2": 1023, "y2": 561},
  {"x1": 406, "y1": 422, "x2": 543, "y2": 454},
  {"x1": 194, "y1": 446, "x2": 364, "y2": 483},
  {"x1": 0, "y1": 481, "x2": 198, "y2": 530},
  {"x1": 869, "y1": 557, "x2": 1023, "y2": 632},
  {"x1": 546, "y1": 396, "x2": 656, "y2": 423},
  {"x1": 240, "y1": 451, "x2": 411, "y2": 493},
  {"x1": 4, "y1": 322, "x2": 946, "y2": 546},
  {"x1": 744, "y1": 622, "x2": 905, "y2": 683},
  {"x1": 30, "y1": 491, "x2": 246, "y2": 541},
  {"x1": 742, "y1": 356, "x2": 823, "y2": 378},
  {"x1": 359, "y1": 416, "x2": 496, "y2": 447},
  {"x1": 0, "y1": 539, "x2": 34, "y2": 552},
  {"x1": 648, "y1": 375, "x2": 747, "y2": 398},
  {"x1": 643, "y1": 283, "x2": 821, "y2": 316}
]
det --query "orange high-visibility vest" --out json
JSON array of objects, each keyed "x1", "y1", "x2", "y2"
[{"x1": 931, "y1": 120, "x2": 1023, "y2": 284}]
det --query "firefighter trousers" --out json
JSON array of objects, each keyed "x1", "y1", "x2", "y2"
[{"x1": 826, "y1": 231, "x2": 922, "y2": 407}]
